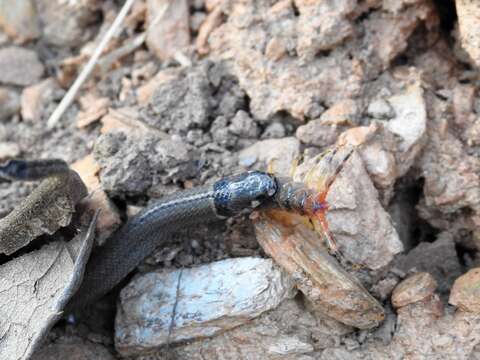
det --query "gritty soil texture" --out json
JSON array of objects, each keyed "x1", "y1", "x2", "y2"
[{"x1": 2, "y1": 0, "x2": 480, "y2": 359}]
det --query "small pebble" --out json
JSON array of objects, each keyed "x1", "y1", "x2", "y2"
[
  {"x1": 367, "y1": 98, "x2": 395, "y2": 119},
  {"x1": 449, "y1": 267, "x2": 480, "y2": 313},
  {"x1": 262, "y1": 122, "x2": 286, "y2": 139},
  {"x1": 391, "y1": 272, "x2": 437, "y2": 309}
]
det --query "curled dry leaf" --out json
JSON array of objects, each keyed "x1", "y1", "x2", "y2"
[
  {"x1": 0, "y1": 213, "x2": 98, "y2": 360},
  {"x1": 0, "y1": 171, "x2": 87, "y2": 255}
]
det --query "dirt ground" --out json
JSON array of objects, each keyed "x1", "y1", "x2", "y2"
[{"x1": 1, "y1": 0, "x2": 480, "y2": 359}]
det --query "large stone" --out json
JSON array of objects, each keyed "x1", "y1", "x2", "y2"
[
  {"x1": 115, "y1": 257, "x2": 296, "y2": 356},
  {"x1": 392, "y1": 272, "x2": 437, "y2": 309}
]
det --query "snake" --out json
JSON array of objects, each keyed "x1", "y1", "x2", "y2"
[{"x1": 0, "y1": 158, "x2": 338, "y2": 309}]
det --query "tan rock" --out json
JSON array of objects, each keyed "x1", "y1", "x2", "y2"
[
  {"x1": 392, "y1": 272, "x2": 437, "y2": 309},
  {"x1": 455, "y1": 0, "x2": 480, "y2": 68},
  {"x1": 71, "y1": 155, "x2": 121, "y2": 244},
  {"x1": 208, "y1": 0, "x2": 433, "y2": 121},
  {"x1": 146, "y1": 0, "x2": 190, "y2": 61},
  {"x1": 320, "y1": 99, "x2": 360, "y2": 125},
  {"x1": 0, "y1": 0, "x2": 40, "y2": 43},
  {"x1": 21, "y1": 78, "x2": 59, "y2": 122},
  {"x1": 450, "y1": 268, "x2": 480, "y2": 313},
  {"x1": 452, "y1": 83, "x2": 475, "y2": 126},
  {"x1": 75, "y1": 95, "x2": 110, "y2": 128},
  {"x1": 100, "y1": 107, "x2": 168, "y2": 139},
  {"x1": 196, "y1": 6, "x2": 223, "y2": 55}
]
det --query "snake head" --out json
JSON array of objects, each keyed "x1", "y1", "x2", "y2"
[{"x1": 213, "y1": 171, "x2": 278, "y2": 217}]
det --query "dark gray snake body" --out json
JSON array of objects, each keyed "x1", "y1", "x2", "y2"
[
  {"x1": 1, "y1": 159, "x2": 313, "y2": 308},
  {"x1": 68, "y1": 171, "x2": 278, "y2": 307}
]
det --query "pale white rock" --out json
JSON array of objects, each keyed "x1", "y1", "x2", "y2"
[
  {"x1": 115, "y1": 257, "x2": 296, "y2": 356},
  {"x1": 238, "y1": 137, "x2": 300, "y2": 176},
  {"x1": 386, "y1": 84, "x2": 427, "y2": 160},
  {"x1": 367, "y1": 98, "x2": 395, "y2": 119}
]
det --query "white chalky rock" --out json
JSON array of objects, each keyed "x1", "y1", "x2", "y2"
[{"x1": 115, "y1": 257, "x2": 296, "y2": 356}]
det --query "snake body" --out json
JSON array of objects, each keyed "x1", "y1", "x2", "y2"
[{"x1": 68, "y1": 171, "x2": 278, "y2": 307}]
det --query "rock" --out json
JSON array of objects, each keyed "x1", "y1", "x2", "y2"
[
  {"x1": 35, "y1": 0, "x2": 96, "y2": 47},
  {"x1": 71, "y1": 155, "x2": 121, "y2": 245},
  {"x1": 450, "y1": 268, "x2": 480, "y2": 313},
  {"x1": 100, "y1": 107, "x2": 168, "y2": 137},
  {"x1": 0, "y1": 142, "x2": 20, "y2": 160},
  {"x1": 395, "y1": 233, "x2": 462, "y2": 294},
  {"x1": 75, "y1": 95, "x2": 111, "y2": 128},
  {"x1": 0, "y1": 0, "x2": 40, "y2": 43},
  {"x1": 190, "y1": 11, "x2": 206, "y2": 33},
  {"x1": 238, "y1": 137, "x2": 300, "y2": 176},
  {"x1": 168, "y1": 299, "x2": 351, "y2": 360},
  {"x1": 229, "y1": 110, "x2": 260, "y2": 138},
  {"x1": 296, "y1": 119, "x2": 343, "y2": 147},
  {"x1": 391, "y1": 272, "x2": 437, "y2": 308},
  {"x1": 94, "y1": 132, "x2": 198, "y2": 197},
  {"x1": 0, "y1": 87, "x2": 20, "y2": 120},
  {"x1": 21, "y1": 78, "x2": 61, "y2": 122},
  {"x1": 320, "y1": 99, "x2": 360, "y2": 125},
  {"x1": 418, "y1": 106, "x2": 480, "y2": 220},
  {"x1": 146, "y1": 66, "x2": 212, "y2": 133},
  {"x1": 262, "y1": 122, "x2": 286, "y2": 139},
  {"x1": 303, "y1": 150, "x2": 403, "y2": 269},
  {"x1": 455, "y1": 0, "x2": 480, "y2": 68},
  {"x1": 295, "y1": 0, "x2": 356, "y2": 60},
  {"x1": 337, "y1": 83, "x2": 427, "y2": 202},
  {"x1": 196, "y1": 6, "x2": 223, "y2": 55},
  {"x1": 385, "y1": 83, "x2": 427, "y2": 174},
  {"x1": 0, "y1": 46, "x2": 43, "y2": 86},
  {"x1": 208, "y1": 0, "x2": 433, "y2": 121},
  {"x1": 452, "y1": 83, "x2": 476, "y2": 126},
  {"x1": 367, "y1": 98, "x2": 395, "y2": 119},
  {"x1": 146, "y1": 0, "x2": 190, "y2": 61},
  {"x1": 115, "y1": 258, "x2": 296, "y2": 356},
  {"x1": 32, "y1": 337, "x2": 116, "y2": 360},
  {"x1": 136, "y1": 67, "x2": 181, "y2": 105},
  {"x1": 364, "y1": 5, "x2": 435, "y2": 69}
]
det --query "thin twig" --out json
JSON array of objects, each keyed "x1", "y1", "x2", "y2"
[{"x1": 47, "y1": 0, "x2": 137, "y2": 128}]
